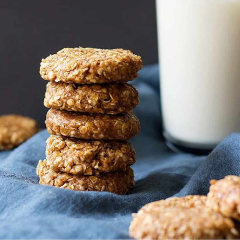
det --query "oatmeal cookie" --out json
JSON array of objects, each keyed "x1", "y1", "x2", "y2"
[
  {"x1": 129, "y1": 195, "x2": 239, "y2": 240},
  {"x1": 45, "y1": 135, "x2": 136, "y2": 175},
  {"x1": 46, "y1": 109, "x2": 140, "y2": 140},
  {"x1": 139, "y1": 195, "x2": 207, "y2": 211},
  {"x1": 40, "y1": 47, "x2": 143, "y2": 84},
  {"x1": 36, "y1": 160, "x2": 135, "y2": 194},
  {"x1": 44, "y1": 82, "x2": 139, "y2": 114},
  {"x1": 207, "y1": 175, "x2": 240, "y2": 220},
  {"x1": 0, "y1": 115, "x2": 38, "y2": 150}
]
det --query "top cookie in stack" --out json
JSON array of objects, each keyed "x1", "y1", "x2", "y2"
[
  {"x1": 37, "y1": 47, "x2": 142, "y2": 195},
  {"x1": 40, "y1": 47, "x2": 142, "y2": 84}
]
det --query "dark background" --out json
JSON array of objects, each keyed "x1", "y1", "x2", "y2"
[{"x1": 0, "y1": 0, "x2": 158, "y2": 128}]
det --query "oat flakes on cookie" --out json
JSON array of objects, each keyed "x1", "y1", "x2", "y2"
[
  {"x1": 44, "y1": 82, "x2": 139, "y2": 114},
  {"x1": 207, "y1": 175, "x2": 240, "y2": 221},
  {"x1": 0, "y1": 115, "x2": 38, "y2": 150},
  {"x1": 45, "y1": 135, "x2": 136, "y2": 175},
  {"x1": 138, "y1": 195, "x2": 207, "y2": 211},
  {"x1": 46, "y1": 108, "x2": 140, "y2": 140},
  {"x1": 129, "y1": 195, "x2": 239, "y2": 240},
  {"x1": 40, "y1": 47, "x2": 143, "y2": 84},
  {"x1": 36, "y1": 160, "x2": 135, "y2": 194}
]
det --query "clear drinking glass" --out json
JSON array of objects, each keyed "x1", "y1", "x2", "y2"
[{"x1": 156, "y1": 0, "x2": 240, "y2": 154}]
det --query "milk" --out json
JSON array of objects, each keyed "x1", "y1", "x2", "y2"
[{"x1": 156, "y1": 0, "x2": 240, "y2": 149}]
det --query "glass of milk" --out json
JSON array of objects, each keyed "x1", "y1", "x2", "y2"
[{"x1": 156, "y1": 0, "x2": 240, "y2": 153}]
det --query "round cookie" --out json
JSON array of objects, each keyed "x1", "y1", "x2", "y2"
[
  {"x1": 36, "y1": 160, "x2": 135, "y2": 194},
  {"x1": 0, "y1": 115, "x2": 38, "y2": 150},
  {"x1": 207, "y1": 175, "x2": 240, "y2": 220},
  {"x1": 44, "y1": 82, "x2": 139, "y2": 114},
  {"x1": 129, "y1": 196, "x2": 239, "y2": 240},
  {"x1": 46, "y1": 109, "x2": 140, "y2": 140},
  {"x1": 40, "y1": 47, "x2": 143, "y2": 84},
  {"x1": 45, "y1": 135, "x2": 136, "y2": 175},
  {"x1": 140, "y1": 195, "x2": 207, "y2": 211}
]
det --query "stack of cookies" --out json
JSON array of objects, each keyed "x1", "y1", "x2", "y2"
[{"x1": 36, "y1": 47, "x2": 143, "y2": 194}]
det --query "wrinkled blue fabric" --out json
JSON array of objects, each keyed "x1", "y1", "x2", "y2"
[{"x1": 0, "y1": 64, "x2": 240, "y2": 239}]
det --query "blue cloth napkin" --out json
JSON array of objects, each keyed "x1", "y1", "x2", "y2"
[{"x1": 0, "y1": 64, "x2": 240, "y2": 239}]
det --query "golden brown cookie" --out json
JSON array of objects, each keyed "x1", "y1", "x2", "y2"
[
  {"x1": 139, "y1": 195, "x2": 207, "y2": 211},
  {"x1": 45, "y1": 135, "x2": 136, "y2": 175},
  {"x1": 40, "y1": 47, "x2": 143, "y2": 84},
  {"x1": 0, "y1": 115, "x2": 38, "y2": 150},
  {"x1": 129, "y1": 195, "x2": 239, "y2": 240},
  {"x1": 44, "y1": 82, "x2": 139, "y2": 114},
  {"x1": 46, "y1": 109, "x2": 140, "y2": 140},
  {"x1": 36, "y1": 160, "x2": 135, "y2": 194},
  {"x1": 207, "y1": 175, "x2": 240, "y2": 221}
]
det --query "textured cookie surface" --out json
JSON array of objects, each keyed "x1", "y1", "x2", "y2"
[
  {"x1": 139, "y1": 195, "x2": 207, "y2": 211},
  {"x1": 46, "y1": 135, "x2": 136, "y2": 175},
  {"x1": 40, "y1": 47, "x2": 143, "y2": 84},
  {"x1": 0, "y1": 115, "x2": 38, "y2": 150},
  {"x1": 46, "y1": 109, "x2": 140, "y2": 140},
  {"x1": 44, "y1": 82, "x2": 139, "y2": 114},
  {"x1": 129, "y1": 195, "x2": 239, "y2": 240},
  {"x1": 207, "y1": 175, "x2": 240, "y2": 220},
  {"x1": 36, "y1": 160, "x2": 135, "y2": 194}
]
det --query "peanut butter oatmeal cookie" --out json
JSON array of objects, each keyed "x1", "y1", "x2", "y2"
[
  {"x1": 46, "y1": 109, "x2": 140, "y2": 140},
  {"x1": 138, "y1": 195, "x2": 207, "y2": 211},
  {"x1": 36, "y1": 160, "x2": 135, "y2": 194},
  {"x1": 207, "y1": 175, "x2": 240, "y2": 221},
  {"x1": 45, "y1": 135, "x2": 136, "y2": 175},
  {"x1": 0, "y1": 115, "x2": 38, "y2": 150},
  {"x1": 40, "y1": 47, "x2": 143, "y2": 84},
  {"x1": 44, "y1": 82, "x2": 139, "y2": 114},
  {"x1": 129, "y1": 195, "x2": 239, "y2": 240}
]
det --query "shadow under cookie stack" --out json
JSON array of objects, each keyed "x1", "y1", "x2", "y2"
[{"x1": 36, "y1": 47, "x2": 143, "y2": 194}]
